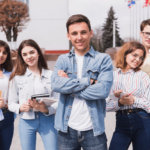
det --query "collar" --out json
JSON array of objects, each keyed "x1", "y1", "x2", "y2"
[
  {"x1": 117, "y1": 68, "x2": 134, "y2": 74},
  {"x1": 68, "y1": 46, "x2": 95, "y2": 58},
  {"x1": 25, "y1": 68, "x2": 47, "y2": 78},
  {"x1": 26, "y1": 67, "x2": 32, "y2": 76}
]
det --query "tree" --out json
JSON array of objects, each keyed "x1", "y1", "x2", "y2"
[
  {"x1": 0, "y1": 0, "x2": 30, "y2": 49},
  {"x1": 102, "y1": 7, "x2": 123, "y2": 52}
]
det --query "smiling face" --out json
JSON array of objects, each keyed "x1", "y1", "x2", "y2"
[
  {"x1": 0, "y1": 46, "x2": 7, "y2": 65},
  {"x1": 21, "y1": 46, "x2": 39, "y2": 68},
  {"x1": 67, "y1": 22, "x2": 93, "y2": 55},
  {"x1": 140, "y1": 25, "x2": 150, "y2": 51},
  {"x1": 125, "y1": 49, "x2": 144, "y2": 70}
]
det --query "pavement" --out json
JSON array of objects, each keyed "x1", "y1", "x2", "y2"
[{"x1": 10, "y1": 112, "x2": 132, "y2": 150}]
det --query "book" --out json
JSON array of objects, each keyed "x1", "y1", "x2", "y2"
[
  {"x1": 32, "y1": 97, "x2": 57, "y2": 112},
  {"x1": 107, "y1": 93, "x2": 119, "y2": 101},
  {"x1": 36, "y1": 97, "x2": 57, "y2": 106}
]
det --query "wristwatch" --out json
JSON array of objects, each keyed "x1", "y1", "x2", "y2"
[{"x1": 118, "y1": 98, "x2": 124, "y2": 107}]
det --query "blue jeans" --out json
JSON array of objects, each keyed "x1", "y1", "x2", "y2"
[
  {"x1": 19, "y1": 113, "x2": 58, "y2": 150},
  {"x1": 109, "y1": 109, "x2": 150, "y2": 150},
  {"x1": 58, "y1": 127, "x2": 107, "y2": 150},
  {"x1": 0, "y1": 111, "x2": 14, "y2": 150}
]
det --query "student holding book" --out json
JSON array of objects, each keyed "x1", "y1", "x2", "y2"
[
  {"x1": 8, "y1": 39, "x2": 58, "y2": 150},
  {"x1": 0, "y1": 40, "x2": 14, "y2": 150},
  {"x1": 106, "y1": 41, "x2": 150, "y2": 150}
]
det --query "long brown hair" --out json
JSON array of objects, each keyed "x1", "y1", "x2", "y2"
[
  {"x1": 10, "y1": 39, "x2": 48, "y2": 80},
  {"x1": 0, "y1": 40, "x2": 13, "y2": 72},
  {"x1": 115, "y1": 41, "x2": 146, "y2": 72}
]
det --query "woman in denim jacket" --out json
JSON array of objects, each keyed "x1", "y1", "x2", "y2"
[
  {"x1": 8, "y1": 39, "x2": 58, "y2": 150},
  {"x1": 0, "y1": 40, "x2": 14, "y2": 150}
]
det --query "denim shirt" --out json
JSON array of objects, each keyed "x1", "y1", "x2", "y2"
[
  {"x1": 8, "y1": 68, "x2": 59, "y2": 120},
  {"x1": 51, "y1": 47, "x2": 113, "y2": 136}
]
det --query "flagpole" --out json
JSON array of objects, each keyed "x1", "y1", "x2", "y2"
[
  {"x1": 130, "y1": 7, "x2": 132, "y2": 41},
  {"x1": 143, "y1": 0, "x2": 145, "y2": 20},
  {"x1": 132, "y1": 6, "x2": 134, "y2": 40},
  {"x1": 147, "y1": 3, "x2": 150, "y2": 19},
  {"x1": 148, "y1": 3, "x2": 149, "y2": 19},
  {"x1": 113, "y1": 20, "x2": 116, "y2": 48},
  {"x1": 136, "y1": 0, "x2": 138, "y2": 41},
  {"x1": 139, "y1": 0, "x2": 141, "y2": 42},
  {"x1": 140, "y1": 0, "x2": 142, "y2": 42},
  {"x1": 134, "y1": 4, "x2": 135, "y2": 40}
]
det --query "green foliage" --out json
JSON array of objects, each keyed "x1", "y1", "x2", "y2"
[{"x1": 102, "y1": 6, "x2": 123, "y2": 52}]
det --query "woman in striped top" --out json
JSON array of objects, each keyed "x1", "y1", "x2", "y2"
[{"x1": 106, "y1": 41, "x2": 150, "y2": 150}]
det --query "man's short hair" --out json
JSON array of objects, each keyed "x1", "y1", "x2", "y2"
[
  {"x1": 66, "y1": 14, "x2": 91, "y2": 33},
  {"x1": 140, "y1": 19, "x2": 150, "y2": 31}
]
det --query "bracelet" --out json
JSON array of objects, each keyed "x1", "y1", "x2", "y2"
[
  {"x1": 91, "y1": 78, "x2": 96, "y2": 85},
  {"x1": 118, "y1": 98, "x2": 124, "y2": 107}
]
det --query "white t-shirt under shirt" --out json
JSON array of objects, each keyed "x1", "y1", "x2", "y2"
[
  {"x1": 68, "y1": 54, "x2": 93, "y2": 131},
  {"x1": 0, "y1": 74, "x2": 9, "y2": 121},
  {"x1": 33, "y1": 75, "x2": 48, "y2": 95},
  {"x1": 0, "y1": 75, "x2": 9, "y2": 105}
]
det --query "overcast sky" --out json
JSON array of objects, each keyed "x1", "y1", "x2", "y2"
[{"x1": 69, "y1": 0, "x2": 149, "y2": 40}]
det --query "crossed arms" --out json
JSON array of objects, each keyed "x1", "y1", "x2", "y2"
[{"x1": 51, "y1": 55, "x2": 113, "y2": 100}]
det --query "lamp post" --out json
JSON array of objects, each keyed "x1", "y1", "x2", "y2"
[{"x1": 113, "y1": 20, "x2": 116, "y2": 48}]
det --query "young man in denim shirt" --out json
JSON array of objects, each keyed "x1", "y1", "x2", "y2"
[{"x1": 51, "y1": 14, "x2": 113, "y2": 150}]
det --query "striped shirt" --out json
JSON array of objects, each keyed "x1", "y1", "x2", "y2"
[{"x1": 106, "y1": 68, "x2": 150, "y2": 113}]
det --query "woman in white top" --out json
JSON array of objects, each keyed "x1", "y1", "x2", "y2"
[
  {"x1": 106, "y1": 42, "x2": 150, "y2": 150},
  {"x1": 0, "y1": 40, "x2": 14, "y2": 150},
  {"x1": 8, "y1": 39, "x2": 58, "y2": 150}
]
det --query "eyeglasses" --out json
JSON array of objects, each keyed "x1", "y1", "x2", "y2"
[
  {"x1": 142, "y1": 32, "x2": 150, "y2": 38},
  {"x1": 132, "y1": 53, "x2": 144, "y2": 62}
]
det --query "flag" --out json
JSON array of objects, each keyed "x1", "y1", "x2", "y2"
[
  {"x1": 128, "y1": 0, "x2": 136, "y2": 9},
  {"x1": 128, "y1": 1, "x2": 131, "y2": 8},
  {"x1": 143, "y1": 0, "x2": 150, "y2": 8}
]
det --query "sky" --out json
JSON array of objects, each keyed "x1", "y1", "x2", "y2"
[{"x1": 69, "y1": 0, "x2": 149, "y2": 40}]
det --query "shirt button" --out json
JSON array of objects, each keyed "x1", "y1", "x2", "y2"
[
  {"x1": 69, "y1": 106, "x2": 72, "y2": 108},
  {"x1": 75, "y1": 61, "x2": 76, "y2": 63},
  {"x1": 72, "y1": 94, "x2": 74, "y2": 97},
  {"x1": 75, "y1": 72, "x2": 77, "y2": 74},
  {"x1": 85, "y1": 86, "x2": 87, "y2": 88},
  {"x1": 92, "y1": 73, "x2": 95, "y2": 75},
  {"x1": 67, "y1": 116, "x2": 69, "y2": 118}
]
